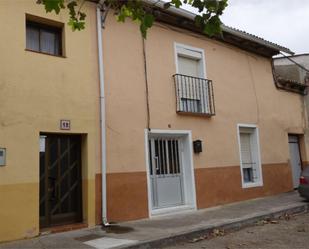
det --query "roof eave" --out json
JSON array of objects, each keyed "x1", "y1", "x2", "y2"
[
  {"x1": 221, "y1": 25, "x2": 294, "y2": 55},
  {"x1": 143, "y1": 0, "x2": 294, "y2": 56},
  {"x1": 90, "y1": 0, "x2": 294, "y2": 56}
]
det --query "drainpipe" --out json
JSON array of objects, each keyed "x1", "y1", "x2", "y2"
[{"x1": 97, "y1": 1, "x2": 109, "y2": 226}]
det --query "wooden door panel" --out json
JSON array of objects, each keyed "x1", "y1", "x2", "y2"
[{"x1": 40, "y1": 135, "x2": 82, "y2": 228}]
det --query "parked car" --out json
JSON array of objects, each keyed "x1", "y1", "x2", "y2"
[{"x1": 298, "y1": 167, "x2": 309, "y2": 200}]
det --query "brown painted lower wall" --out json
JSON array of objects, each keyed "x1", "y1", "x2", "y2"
[
  {"x1": 95, "y1": 173, "x2": 102, "y2": 225},
  {"x1": 106, "y1": 172, "x2": 149, "y2": 222},
  {"x1": 195, "y1": 163, "x2": 293, "y2": 209},
  {"x1": 97, "y1": 163, "x2": 293, "y2": 222},
  {"x1": 302, "y1": 162, "x2": 309, "y2": 169}
]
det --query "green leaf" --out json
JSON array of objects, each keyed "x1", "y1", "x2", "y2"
[
  {"x1": 171, "y1": 0, "x2": 182, "y2": 8},
  {"x1": 42, "y1": 0, "x2": 64, "y2": 14},
  {"x1": 203, "y1": 15, "x2": 222, "y2": 36},
  {"x1": 37, "y1": 0, "x2": 228, "y2": 38},
  {"x1": 79, "y1": 12, "x2": 87, "y2": 21},
  {"x1": 67, "y1": 1, "x2": 77, "y2": 18},
  {"x1": 140, "y1": 23, "x2": 147, "y2": 38},
  {"x1": 143, "y1": 14, "x2": 154, "y2": 28},
  {"x1": 68, "y1": 19, "x2": 85, "y2": 31},
  {"x1": 205, "y1": 0, "x2": 219, "y2": 12}
]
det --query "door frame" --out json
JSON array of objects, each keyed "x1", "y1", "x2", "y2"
[
  {"x1": 288, "y1": 134, "x2": 304, "y2": 188},
  {"x1": 288, "y1": 134, "x2": 304, "y2": 170},
  {"x1": 39, "y1": 133, "x2": 83, "y2": 228},
  {"x1": 144, "y1": 129, "x2": 197, "y2": 217}
]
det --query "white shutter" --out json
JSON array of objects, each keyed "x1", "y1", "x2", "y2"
[
  {"x1": 178, "y1": 56, "x2": 200, "y2": 77},
  {"x1": 178, "y1": 56, "x2": 200, "y2": 101},
  {"x1": 240, "y1": 133, "x2": 253, "y2": 168},
  {"x1": 238, "y1": 126, "x2": 263, "y2": 186}
]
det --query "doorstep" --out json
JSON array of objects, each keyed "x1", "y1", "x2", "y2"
[
  {"x1": 40, "y1": 223, "x2": 88, "y2": 235},
  {"x1": 151, "y1": 204, "x2": 196, "y2": 217}
]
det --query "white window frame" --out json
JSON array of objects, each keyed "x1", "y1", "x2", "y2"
[
  {"x1": 174, "y1": 43, "x2": 210, "y2": 114},
  {"x1": 174, "y1": 42, "x2": 207, "y2": 78},
  {"x1": 237, "y1": 124, "x2": 263, "y2": 188}
]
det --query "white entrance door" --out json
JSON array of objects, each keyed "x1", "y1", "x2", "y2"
[
  {"x1": 288, "y1": 135, "x2": 302, "y2": 188},
  {"x1": 148, "y1": 137, "x2": 184, "y2": 209}
]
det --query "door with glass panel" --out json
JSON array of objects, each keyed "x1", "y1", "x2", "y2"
[{"x1": 148, "y1": 137, "x2": 184, "y2": 209}]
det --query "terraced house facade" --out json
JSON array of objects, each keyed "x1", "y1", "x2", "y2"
[
  {"x1": 0, "y1": 0, "x2": 308, "y2": 243},
  {"x1": 0, "y1": 0, "x2": 100, "y2": 242}
]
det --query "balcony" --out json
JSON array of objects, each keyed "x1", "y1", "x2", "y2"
[
  {"x1": 173, "y1": 74, "x2": 215, "y2": 116},
  {"x1": 276, "y1": 76, "x2": 308, "y2": 95}
]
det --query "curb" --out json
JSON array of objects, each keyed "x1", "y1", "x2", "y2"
[{"x1": 120, "y1": 203, "x2": 309, "y2": 249}]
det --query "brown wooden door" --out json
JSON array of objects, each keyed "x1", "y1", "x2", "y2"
[{"x1": 39, "y1": 135, "x2": 82, "y2": 228}]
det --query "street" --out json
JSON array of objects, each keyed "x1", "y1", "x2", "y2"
[
  {"x1": 165, "y1": 212, "x2": 309, "y2": 249},
  {"x1": 0, "y1": 193, "x2": 307, "y2": 249}
]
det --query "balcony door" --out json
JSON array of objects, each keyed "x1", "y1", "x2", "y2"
[{"x1": 175, "y1": 44, "x2": 210, "y2": 114}]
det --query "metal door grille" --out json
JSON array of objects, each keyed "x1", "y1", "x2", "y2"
[
  {"x1": 149, "y1": 137, "x2": 184, "y2": 208},
  {"x1": 149, "y1": 139, "x2": 181, "y2": 176}
]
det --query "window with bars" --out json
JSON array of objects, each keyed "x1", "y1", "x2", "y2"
[
  {"x1": 238, "y1": 126, "x2": 263, "y2": 187},
  {"x1": 26, "y1": 20, "x2": 63, "y2": 56},
  {"x1": 240, "y1": 133, "x2": 255, "y2": 183}
]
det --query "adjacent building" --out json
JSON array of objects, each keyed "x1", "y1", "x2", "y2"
[
  {"x1": 0, "y1": 0, "x2": 308, "y2": 243},
  {"x1": 274, "y1": 53, "x2": 309, "y2": 178},
  {"x1": 0, "y1": 0, "x2": 100, "y2": 242}
]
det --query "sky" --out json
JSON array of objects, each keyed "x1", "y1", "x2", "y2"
[{"x1": 185, "y1": 0, "x2": 309, "y2": 54}]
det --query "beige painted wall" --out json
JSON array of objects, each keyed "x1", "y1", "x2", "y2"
[
  {"x1": 0, "y1": 2, "x2": 308, "y2": 242},
  {"x1": 0, "y1": 1, "x2": 100, "y2": 242},
  {"x1": 103, "y1": 15, "x2": 308, "y2": 174}
]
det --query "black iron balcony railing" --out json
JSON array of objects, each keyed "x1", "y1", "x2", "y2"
[{"x1": 173, "y1": 74, "x2": 215, "y2": 116}]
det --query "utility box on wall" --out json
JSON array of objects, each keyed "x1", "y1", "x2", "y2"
[
  {"x1": 193, "y1": 140, "x2": 202, "y2": 153},
  {"x1": 0, "y1": 148, "x2": 6, "y2": 166}
]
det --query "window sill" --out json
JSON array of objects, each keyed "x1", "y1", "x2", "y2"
[
  {"x1": 25, "y1": 49, "x2": 66, "y2": 58},
  {"x1": 176, "y1": 111, "x2": 215, "y2": 117},
  {"x1": 242, "y1": 181, "x2": 263, "y2": 189}
]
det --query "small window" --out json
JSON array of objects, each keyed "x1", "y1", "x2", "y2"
[
  {"x1": 26, "y1": 20, "x2": 62, "y2": 56},
  {"x1": 238, "y1": 125, "x2": 263, "y2": 188}
]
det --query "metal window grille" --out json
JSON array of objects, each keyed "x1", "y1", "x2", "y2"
[
  {"x1": 149, "y1": 138, "x2": 181, "y2": 176},
  {"x1": 239, "y1": 131, "x2": 258, "y2": 183},
  {"x1": 173, "y1": 74, "x2": 215, "y2": 116}
]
